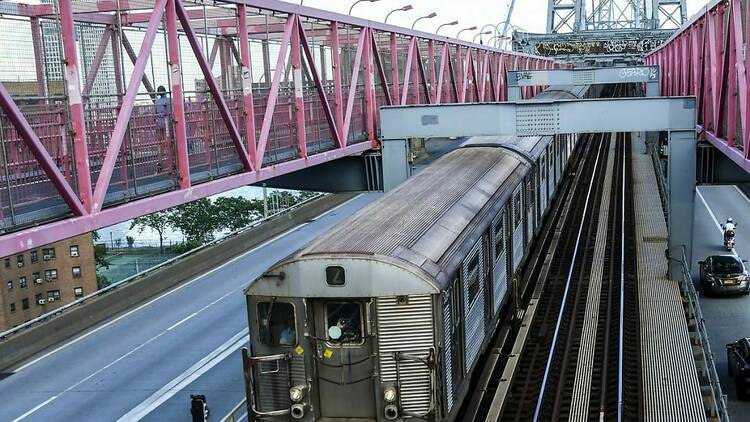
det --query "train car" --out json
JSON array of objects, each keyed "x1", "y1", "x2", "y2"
[{"x1": 241, "y1": 86, "x2": 588, "y2": 421}]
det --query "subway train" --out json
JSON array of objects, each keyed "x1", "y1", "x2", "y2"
[{"x1": 241, "y1": 85, "x2": 589, "y2": 421}]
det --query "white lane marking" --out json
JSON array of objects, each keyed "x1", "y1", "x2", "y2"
[
  {"x1": 117, "y1": 330, "x2": 249, "y2": 421},
  {"x1": 11, "y1": 396, "x2": 58, "y2": 422},
  {"x1": 696, "y1": 187, "x2": 740, "y2": 257},
  {"x1": 696, "y1": 188, "x2": 723, "y2": 234},
  {"x1": 13, "y1": 221, "x2": 310, "y2": 373}
]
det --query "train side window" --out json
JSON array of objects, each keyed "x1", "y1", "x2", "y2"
[
  {"x1": 493, "y1": 216, "x2": 505, "y2": 260},
  {"x1": 257, "y1": 301, "x2": 297, "y2": 347},
  {"x1": 467, "y1": 254, "x2": 481, "y2": 305},
  {"x1": 512, "y1": 192, "x2": 522, "y2": 228},
  {"x1": 326, "y1": 302, "x2": 364, "y2": 344},
  {"x1": 540, "y1": 156, "x2": 547, "y2": 181}
]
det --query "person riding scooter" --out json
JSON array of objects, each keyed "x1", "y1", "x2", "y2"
[{"x1": 723, "y1": 218, "x2": 737, "y2": 251}]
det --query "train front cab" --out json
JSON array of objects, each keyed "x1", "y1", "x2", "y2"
[{"x1": 243, "y1": 257, "x2": 440, "y2": 422}]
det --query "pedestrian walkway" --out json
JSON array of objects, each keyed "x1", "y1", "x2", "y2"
[{"x1": 632, "y1": 136, "x2": 706, "y2": 421}]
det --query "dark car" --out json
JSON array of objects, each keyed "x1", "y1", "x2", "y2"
[
  {"x1": 727, "y1": 338, "x2": 750, "y2": 399},
  {"x1": 699, "y1": 255, "x2": 749, "y2": 295}
]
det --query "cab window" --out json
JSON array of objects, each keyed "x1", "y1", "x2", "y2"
[
  {"x1": 326, "y1": 302, "x2": 364, "y2": 344},
  {"x1": 257, "y1": 301, "x2": 297, "y2": 346}
]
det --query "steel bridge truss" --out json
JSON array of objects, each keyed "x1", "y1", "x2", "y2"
[
  {"x1": 546, "y1": 0, "x2": 686, "y2": 33},
  {"x1": 0, "y1": 0, "x2": 553, "y2": 257},
  {"x1": 646, "y1": 0, "x2": 750, "y2": 177}
]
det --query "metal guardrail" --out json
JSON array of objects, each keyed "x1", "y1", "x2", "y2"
[
  {"x1": 0, "y1": 193, "x2": 326, "y2": 340},
  {"x1": 220, "y1": 398, "x2": 248, "y2": 422},
  {"x1": 669, "y1": 245, "x2": 730, "y2": 422}
]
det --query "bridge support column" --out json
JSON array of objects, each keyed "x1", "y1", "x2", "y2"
[
  {"x1": 382, "y1": 138, "x2": 410, "y2": 191},
  {"x1": 667, "y1": 129, "x2": 696, "y2": 280}
]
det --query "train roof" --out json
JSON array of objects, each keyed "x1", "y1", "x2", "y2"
[{"x1": 293, "y1": 144, "x2": 530, "y2": 289}]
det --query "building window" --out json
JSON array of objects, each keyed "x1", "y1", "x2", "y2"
[
  {"x1": 19, "y1": 276, "x2": 27, "y2": 288},
  {"x1": 10, "y1": 303, "x2": 15, "y2": 313},
  {"x1": 73, "y1": 287, "x2": 84, "y2": 298},
  {"x1": 35, "y1": 293, "x2": 44, "y2": 305},
  {"x1": 4, "y1": 258, "x2": 9, "y2": 268},
  {"x1": 16, "y1": 254, "x2": 24, "y2": 268},
  {"x1": 32, "y1": 272, "x2": 40, "y2": 284},
  {"x1": 44, "y1": 269, "x2": 58, "y2": 281},
  {"x1": 42, "y1": 248, "x2": 56, "y2": 260},
  {"x1": 22, "y1": 298, "x2": 29, "y2": 310},
  {"x1": 69, "y1": 245, "x2": 79, "y2": 257},
  {"x1": 6, "y1": 280, "x2": 12, "y2": 290},
  {"x1": 30, "y1": 250, "x2": 38, "y2": 263},
  {"x1": 72, "y1": 266, "x2": 82, "y2": 278},
  {"x1": 47, "y1": 290, "x2": 61, "y2": 301}
]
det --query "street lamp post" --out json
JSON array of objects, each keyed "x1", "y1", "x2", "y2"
[
  {"x1": 456, "y1": 25, "x2": 477, "y2": 40},
  {"x1": 349, "y1": 0, "x2": 379, "y2": 16},
  {"x1": 384, "y1": 4, "x2": 413, "y2": 23},
  {"x1": 472, "y1": 30, "x2": 493, "y2": 44},
  {"x1": 436, "y1": 20, "x2": 459, "y2": 35},
  {"x1": 411, "y1": 12, "x2": 437, "y2": 29}
]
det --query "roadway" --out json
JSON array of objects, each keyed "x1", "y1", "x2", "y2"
[
  {"x1": 693, "y1": 184, "x2": 750, "y2": 419},
  {"x1": 0, "y1": 193, "x2": 378, "y2": 422}
]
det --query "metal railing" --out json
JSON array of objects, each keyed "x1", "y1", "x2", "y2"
[
  {"x1": 0, "y1": 193, "x2": 325, "y2": 340},
  {"x1": 668, "y1": 245, "x2": 730, "y2": 422},
  {"x1": 220, "y1": 398, "x2": 248, "y2": 422}
]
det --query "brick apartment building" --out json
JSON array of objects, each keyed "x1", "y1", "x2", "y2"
[{"x1": 0, "y1": 233, "x2": 97, "y2": 331}]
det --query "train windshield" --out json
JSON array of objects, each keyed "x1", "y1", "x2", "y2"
[
  {"x1": 257, "y1": 301, "x2": 297, "y2": 346},
  {"x1": 326, "y1": 302, "x2": 364, "y2": 344}
]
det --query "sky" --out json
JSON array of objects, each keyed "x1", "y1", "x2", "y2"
[{"x1": 285, "y1": 0, "x2": 712, "y2": 40}]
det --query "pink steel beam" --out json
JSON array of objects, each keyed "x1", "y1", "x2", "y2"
[
  {"x1": 30, "y1": 17, "x2": 46, "y2": 98},
  {"x1": 0, "y1": 142, "x2": 371, "y2": 257},
  {"x1": 370, "y1": 30, "x2": 392, "y2": 107},
  {"x1": 298, "y1": 20, "x2": 341, "y2": 148},
  {"x1": 59, "y1": 0, "x2": 93, "y2": 213},
  {"x1": 331, "y1": 23, "x2": 344, "y2": 147},
  {"x1": 342, "y1": 29, "x2": 366, "y2": 143},
  {"x1": 237, "y1": 5, "x2": 258, "y2": 164},
  {"x1": 290, "y1": 16, "x2": 307, "y2": 159},
  {"x1": 121, "y1": 31, "x2": 157, "y2": 99},
  {"x1": 175, "y1": 0, "x2": 253, "y2": 171},
  {"x1": 0, "y1": 82, "x2": 86, "y2": 216},
  {"x1": 166, "y1": 0, "x2": 191, "y2": 188},
  {"x1": 92, "y1": 0, "x2": 167, "y2": 211},
  {"x1": 256, "y1": 14, "x2": 296, "y2": 168}
]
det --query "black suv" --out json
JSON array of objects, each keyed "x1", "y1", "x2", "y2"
[
  {"x1": 698, "y1": 255, "x2": 750, "y2": 295},
  {"x1": 728, "y1": 338, "x2": 750, "y2": 399}
]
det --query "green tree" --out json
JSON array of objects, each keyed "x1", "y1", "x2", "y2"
[
  {"x1": 126, "y1": 236, "x2": 135, "y2": 248},
  {"x1": 213, "y1": 196, "x2": 263, "y2": 231},
  {"x1": 93, "y1": 243, "x2": 110, "y2": 269},
  {"x1": 168, "y1": 198, "x2": 221, "y2": 244},
  {"x1": 131, "y1": 210, "x2": 172, "y2": 254}
]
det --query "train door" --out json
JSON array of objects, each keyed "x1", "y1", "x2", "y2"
[
  {"x1": 525, "y1": 175, "x2": 536, "y2": 242},
  {"x1": 491, "y1": 210, "x2": 509, "y2": 313},
  {"x1": 312, "y1": 299, "x2": 376, "y2": 418},
  {"x1": 511, "y1": 186, "x2": 524, "y2": 270}
]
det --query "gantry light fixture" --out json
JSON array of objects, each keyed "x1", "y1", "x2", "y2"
[
  {"x1": 472, "y1": 30, "x2": 493, "y2": 43},
  {"x1": 349, "y1": 0, "x2": 380, "y2": 16},
  {"x1": 384, "y1": 5, "x2": 413, "y2": 23},
  {"x1": 411, "y1": 12, "x2": 437, "y2": 29},
  {"x1": 456, "y1": 25, "x2": 477, "y2": 40},
  {"x1": 436, "y1": 20, "x2": 459, "y2": 35}
]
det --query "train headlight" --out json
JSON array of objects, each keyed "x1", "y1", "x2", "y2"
[
  {"x1": 383, "y1": 386, "x2": 397, "y2": 403},
  {"x1": 290, "y1": 385, "x2": 305, "y2": 402}
]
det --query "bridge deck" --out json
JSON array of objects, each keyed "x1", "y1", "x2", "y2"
[{"x1": 632, "y1": 136, "x2": 707, "y2": 421}]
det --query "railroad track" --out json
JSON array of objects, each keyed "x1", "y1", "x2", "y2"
[{"x1": 463, "y1": 85, "x2": 643, "y2": 422}]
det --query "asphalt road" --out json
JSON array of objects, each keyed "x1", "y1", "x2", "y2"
[
  {"x1": 692, "y1": 184, "x2": 750, "y2": 419},
  {"x1": 0, "y1": 193, "x2": 378, "y2": 422}
]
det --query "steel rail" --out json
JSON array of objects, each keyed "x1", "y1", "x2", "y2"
[{"x1": 532, "y1": 136, "x2": 606, "y2": 422}]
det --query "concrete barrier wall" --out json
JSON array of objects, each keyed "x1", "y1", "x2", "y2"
[{"x1": 0, "y1": 193, "x2": 357, "y2": 372}]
